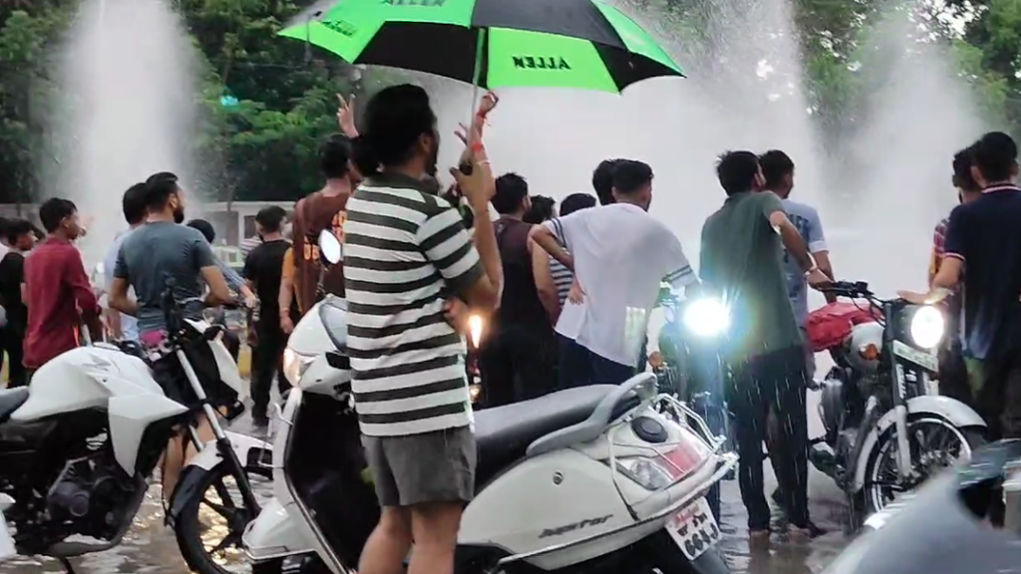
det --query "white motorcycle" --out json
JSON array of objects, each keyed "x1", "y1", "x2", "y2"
[
  {"x1": 0, "y1": 283, "x2": 269, "y2": 573},
  {"x1": 243, "y1": 232, "x2": 737, "y2": 574}
]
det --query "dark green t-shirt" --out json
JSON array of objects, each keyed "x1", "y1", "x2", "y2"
[{"x1": 699, "y1": 191, "x2": 802, "y2": 363}]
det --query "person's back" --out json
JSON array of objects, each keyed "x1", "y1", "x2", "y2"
[
  {"x1": 566, "y1": 204, "x2": 683, "y2": 358},
  {"x1": 292, "y1": 134, "x2": 355, "y2": 313},
  {"x1": 701, "y1": 191, "x2": 799, "y2": 361},
  {"x1": 118, "y1": 221, "x2": 215, "y2": 335},
  {"x1": 780, "y1": 198, "x2": 825, "y2": 325},
  {"x1": 534, "y1": 161, "x2": 696, "y2": 384},
  {"x1": 947, "y1": 186, "x2": 1021, "y2": 360}
]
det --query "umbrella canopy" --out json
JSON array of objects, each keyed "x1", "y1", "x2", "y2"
[{"x1": 280, "y1": 0, "x2": 683, "y2": 93}]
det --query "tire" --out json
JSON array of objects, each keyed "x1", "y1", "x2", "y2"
[
  {"x1": 861, "y1": 415, "x2": 985, "y2": 517},
  {"x1": 640, "y1": 530, "x2": 728, "y2": 574},
  {"x1": 175, "y1": 463, "x2": 272, "y2": 574}
]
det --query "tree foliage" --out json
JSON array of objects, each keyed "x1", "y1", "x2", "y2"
[{"x1": 2, "y1": 0, "x2": 1021, "y2": 203}]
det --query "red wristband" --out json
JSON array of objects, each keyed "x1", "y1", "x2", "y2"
[{"x1": 470, "y1": 141, "x2": 484, "y2": 153}]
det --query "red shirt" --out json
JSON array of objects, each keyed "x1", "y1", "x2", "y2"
[{"x1": 23, "y1": 237, "x2": 100, "y2": 368}]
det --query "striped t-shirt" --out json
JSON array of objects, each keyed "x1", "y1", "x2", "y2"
[
  {"x1": 344, "y1": 173, "x2": 484, "y2": 437},
  {"x1": 548, "y1": 222, "x2": 574, "y2": 304}
]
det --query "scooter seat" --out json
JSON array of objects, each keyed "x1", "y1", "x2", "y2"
[
  {"x1": 0, "y1": 388, "x2": 29, "y2": 424},
  {"x1": 474, "y1": 385, "x2": 617, "y2": 489}
]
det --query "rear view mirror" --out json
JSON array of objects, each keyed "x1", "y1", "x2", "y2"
[{"x1": 318, "y1": 229, "x2": 342, "y2": 265}]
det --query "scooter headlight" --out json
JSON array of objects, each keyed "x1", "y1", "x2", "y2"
[
  {"x1": 909, "y1": 305, "x2": 944, "y2": 349},
  {"x1": 283, "y1": 348, "x2": 316, "y2": 385},
  {"x1": 683, "y1": 298, "x2": 730, "y2": 338},
  {"x1": 617, "y1": 457, "x2": 675, "y2": 490}
]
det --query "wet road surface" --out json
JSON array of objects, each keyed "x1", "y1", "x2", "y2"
[{"x1": 1, "y1": 395, "x2": 858, "y2": 574}]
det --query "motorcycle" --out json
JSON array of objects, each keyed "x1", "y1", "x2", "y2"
[
  {"x1": 806, "y1": 280, "x2": 986, "y2": 520},
  {"x1": 0, "y1": 283, "x2": 270, "y2": 573},
  {"x1": 243, "y1": 231, "x2": 738, "y2": 574},
  {"x1": 823, "y1": 439, "x2": 1021, "y2": 574}
]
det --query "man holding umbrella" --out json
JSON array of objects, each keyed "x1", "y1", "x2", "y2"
[{"x1": 344, "y1": 85, "x2": 502, "y2": 574}]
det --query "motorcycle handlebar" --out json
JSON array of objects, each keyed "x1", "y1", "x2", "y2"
[{"x1": 818, "y1": 280, "x2": 873, "y2": 298}]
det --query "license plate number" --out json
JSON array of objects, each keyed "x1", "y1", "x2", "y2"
[
  {"x1": 666, "y1": 497, "x2": 719, "y2": 561},
  {"x1": 892, "y1": 340, "x2": 938, "y2": 372}
]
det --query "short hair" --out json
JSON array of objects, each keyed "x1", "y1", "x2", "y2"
[
  {"x1": 39, "y1": 198, "x2": 77, "y2": 233},
  {"x1": 255, "y1": 206, "x2": 287, "y2": 233},
  {"x1": 592, "y1": 159, "x2": 622, "y2": 205},
  {"x1": 320, "y1": 134, "x2": 352, "y2": 179},
  {"x1": 187, "y1": 218, "x2": 215, "y2": 243},
  {"x1": 5, "y1": 219, "x2": 34, "y2": 245},
  {"x1": 971, "y1": 131, "x2": 1018, "y2": 182},
  {"x1": 122, "y1": 182, "x2": 148, "y2": 225},
  {"x1": 560, "y1": 193, "x2": 597, "y2": 216},
  {"x1": 759, "y1": 150, "x2": 794, "y2": 189},
  {"x1": 612, "y1": 160, "x2": 653, "y2": 195},
  {"x1": 716, "y1": 151, "x2": 761, "y2": 196},
  {"x1": 144, "y1": 171, "x2": 180, "y2": 212},
  {"x1": 524, "y1": 195, "x2": 556, "y2": 224},
  {"x1": 952, "y1": 146, "x2": 979, "y2": 193},
  {"x1": 354, "y1": 84, "x2": 437, "y2": 175},
  {"x1": 493, "y1": 173, "x2": 529, "y2": 214}
]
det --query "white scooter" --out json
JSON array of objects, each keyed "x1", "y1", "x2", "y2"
[
  {"x1": 0, "y1": 282, "x2": 268, "y2": 574},
  {"x1": 243, "y1": 232, "x2": 737, "y2": 574}
]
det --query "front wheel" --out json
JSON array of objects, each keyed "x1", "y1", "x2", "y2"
[
  {"x1": 175, "y1": 463, "x2": 273, "y2": 574},
  {"x1": 862, "y1": 415, "x2": 985, "y2": 517}
]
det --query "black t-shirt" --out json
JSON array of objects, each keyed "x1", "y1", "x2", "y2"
[
  {"x1": 0, "y1": 252, "x2": 26, "y2": 329},
  {"x1": 243, "y1": 239, "x2": 293, "y2": 327},
  {"x1": 944, "y1": 185, "x2": 1021, "y2": 360}
]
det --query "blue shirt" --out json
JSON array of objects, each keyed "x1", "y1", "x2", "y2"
[
  {"x1": 104, "y1": 229, "x2": 138, "y2": 342},
  {"x1": 781, "y1": 198, "x2": 828, "y2": 328}
]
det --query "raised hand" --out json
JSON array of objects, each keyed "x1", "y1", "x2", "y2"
[{"x1": 337, "y1": 93, "x2": 358, "y2": 138}]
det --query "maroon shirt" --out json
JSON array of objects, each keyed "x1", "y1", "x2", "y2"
[{"x1": 23, "y1": 237, "x2": 100, "y2": 368}]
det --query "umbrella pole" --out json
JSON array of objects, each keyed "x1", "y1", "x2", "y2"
[{"x1": 467, "y1": 28, "x2": 486, "y2": 131}]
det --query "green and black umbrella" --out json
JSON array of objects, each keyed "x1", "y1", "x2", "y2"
[{"x1": 280, "y1": 0, "x2": 683, "y2": 93}]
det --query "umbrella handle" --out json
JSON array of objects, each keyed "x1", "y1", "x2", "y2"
[{"x1": 466, "y1": 28, "x2": 487, "y2": 136}]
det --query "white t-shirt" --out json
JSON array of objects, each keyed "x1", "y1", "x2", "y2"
[{"x1": 545, "y1": 203, "x2": 697, "y2": 366}]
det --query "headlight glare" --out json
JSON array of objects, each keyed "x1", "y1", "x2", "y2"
[
  {"x1": 910, "y1": 305, "x2": 945, "y2": 349},
  {"x1": 683, "y1": 298, "x2": 730, "y2": 338}
]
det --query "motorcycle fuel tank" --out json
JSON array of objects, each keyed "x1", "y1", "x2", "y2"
[{"x1": 11, "y1": 347, "x2": 162, "y2": 421}]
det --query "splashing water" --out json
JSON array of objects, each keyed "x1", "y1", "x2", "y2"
[
  {"x1": 44, "y1": 0, "x2": 200, "y2": 266},
  {"x1": 431, "y1": 0, "x2": 824, "y2": 256},
  {"x1": 828, "y1": 4, "x2": 990, "y2": 296}
]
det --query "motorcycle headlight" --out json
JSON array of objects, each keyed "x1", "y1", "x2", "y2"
[
  {"x1": 909, "y1": 305, "x2": 945, "y2": 349},
  {"x1": 683, "y1": 298, "x2": 730, "y2": 338},
  {"x1": 283, "y1": 348, "x2": 316, "y2": 385}
]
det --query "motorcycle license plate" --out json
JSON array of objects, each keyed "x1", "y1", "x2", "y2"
[{"x1": 666, "y1": 497, "x2": 719, "y2": 561}]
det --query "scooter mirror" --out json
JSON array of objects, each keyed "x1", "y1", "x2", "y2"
[{"x1": 318, "y1": 229, "x2": 342, "y2": 265}]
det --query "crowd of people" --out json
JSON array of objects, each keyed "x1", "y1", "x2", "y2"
[{"x1": 1, "y1": 79, "x2": 1021, "y2": 574}]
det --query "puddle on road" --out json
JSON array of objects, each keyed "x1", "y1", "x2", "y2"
[{"x1": 1, "y1": 481, "x2": 857, "y2": 574}]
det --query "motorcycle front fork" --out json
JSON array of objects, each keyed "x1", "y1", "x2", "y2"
[
  {"x1": 177, "y1": 350, "x2": 261, "y2": 513},
  {"x1": 892, "y1": 363, "x2": 914, "y2": 478}
]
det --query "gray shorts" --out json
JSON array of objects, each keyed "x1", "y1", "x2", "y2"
[{"x1": 361, "y1": 426, "x2": 477, "y2": 507}]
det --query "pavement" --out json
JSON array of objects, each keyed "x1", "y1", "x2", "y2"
[{"x1": 0, "y1": 387, "x2": 859, "y2": 574}]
